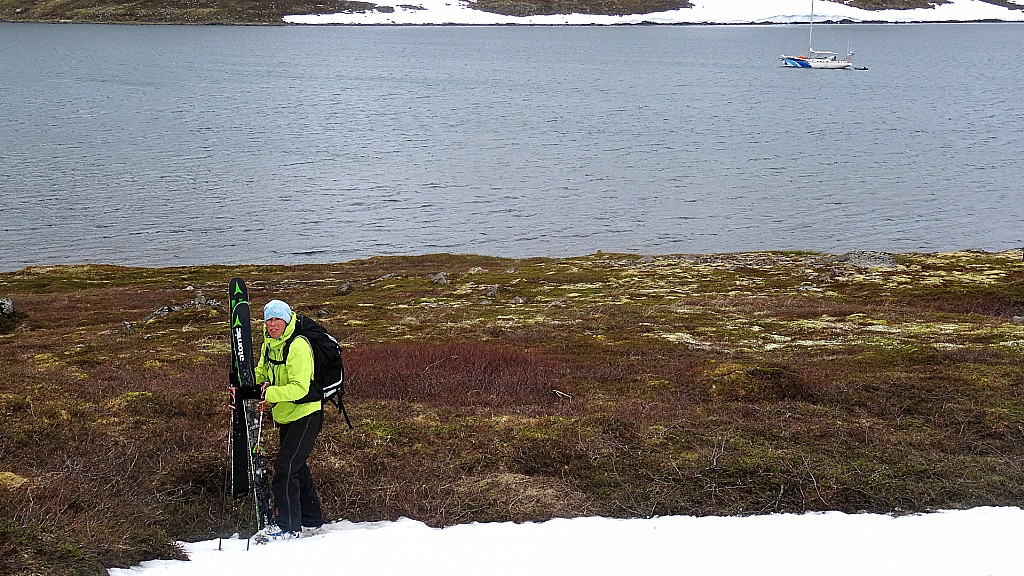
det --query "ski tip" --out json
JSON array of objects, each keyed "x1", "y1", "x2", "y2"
[{"x1": 229, "y1": 278, "x2": 250, "y2": 310}]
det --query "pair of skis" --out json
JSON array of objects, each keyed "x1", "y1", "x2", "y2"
[{"x1": 227, "y1": 278, "x2": 274, "y2": 544}]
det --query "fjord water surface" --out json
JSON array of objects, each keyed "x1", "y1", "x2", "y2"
[{"x1": 2, "y1": 23, "x2": 1021, "y2": 270}]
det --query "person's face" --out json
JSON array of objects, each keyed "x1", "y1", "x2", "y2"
[{"x1": 266, "y1": 317, "x2": 287, "y2": 339}]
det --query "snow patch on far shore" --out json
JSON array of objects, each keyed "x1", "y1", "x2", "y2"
[{"x1": 284, "y1": 0, "x2": 1024, "y2": 26}]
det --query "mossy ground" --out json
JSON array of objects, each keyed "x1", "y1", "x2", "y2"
[{"x1": 2, "y1": 249, "x2": 1024, "y2": 575}]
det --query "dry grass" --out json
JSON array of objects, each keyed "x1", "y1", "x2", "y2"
[{"x1": 2, "y1": 250, "x2": 1024, "y2": 575}]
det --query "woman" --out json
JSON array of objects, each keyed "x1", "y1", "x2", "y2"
[{"x1": 254, "y1": 298, "x2": 324, "y2": 540}]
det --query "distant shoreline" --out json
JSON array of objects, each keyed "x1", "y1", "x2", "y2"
[
  {"x1": 5, "y1": 248, "x2": 1023, "y2": 275},
  {"x1": 3, "y1": 17, "x2": 1023, "y2": 25},
  {"x1": 5, "y1": 0, "x2": 1023, "y2": 26}
]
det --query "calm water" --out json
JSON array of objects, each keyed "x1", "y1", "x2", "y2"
[{"x1": 2, "y1": 23, "x2": 1022, "y2": 271}]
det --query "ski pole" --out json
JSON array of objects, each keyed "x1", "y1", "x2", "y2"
[
  {"x1": 218, "y1": 388, "x2": 235, "y2": 551},
  {"x1": 255, "y1": 398, "x2": 269, "y2": 528}
]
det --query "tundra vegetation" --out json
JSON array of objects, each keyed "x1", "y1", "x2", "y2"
[
  {"x1": 1, "y1": 249, "x2": 1023, "y2": 575},
  {"x1": 1, "y1": 0, "x2": 1020, "y2": 24}
]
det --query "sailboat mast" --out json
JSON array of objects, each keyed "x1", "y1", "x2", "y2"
[{"x1": 809, "y1": 0, "x2": 815, "y2": 53}]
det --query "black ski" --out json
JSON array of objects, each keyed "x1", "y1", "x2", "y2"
[
  {"x1": 228, "y1": 279, "x2": 251, "y2": 500},
  {"x1": 228, "y1": 278, "x2": 274, "y2": 533},
  {"x1": 229, "y1": 384, "x2": 249, "y2": 499}
]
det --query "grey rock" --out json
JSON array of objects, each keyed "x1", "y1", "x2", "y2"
[
  {"x1": 829, "y1": 251, "x2": 897, "y2": 269},
  {"x1": 148, "y1": 292, "x2": 221, "y2": 320},
  {"x1": 0, "y1": 297, "x2": 13, "y2": 316},
  {"x1": 430, "y1": 272, "x2": 448, "y2": 285}
]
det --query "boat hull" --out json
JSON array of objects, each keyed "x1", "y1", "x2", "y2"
[{"x1": 781, "y1": 56, "x2": 852, "y2": 69}]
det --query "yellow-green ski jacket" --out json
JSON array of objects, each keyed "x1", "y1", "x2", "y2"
[{"x1": 254, "y1": 314, "x2": 322, "y2": 424}]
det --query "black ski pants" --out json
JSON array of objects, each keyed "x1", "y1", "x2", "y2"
[{"x1": 273, "y1": 409, "x2": 324, "y2": 532}]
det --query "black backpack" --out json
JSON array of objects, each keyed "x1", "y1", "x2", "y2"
[{"x1": 269, "y1": 313, "x2": 352, "y2": 428}]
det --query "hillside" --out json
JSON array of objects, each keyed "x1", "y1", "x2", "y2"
[
  {"x1": 1, "y1": 0, "x2": 1020, "y2": 24},
  {"x1": 2, "y1": 250, "x2": 1024, "y2": 575}
]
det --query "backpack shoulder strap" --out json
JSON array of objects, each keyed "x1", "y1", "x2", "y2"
[{"x1": 284, "y1": 333, "x2": 312, "y2": 359}]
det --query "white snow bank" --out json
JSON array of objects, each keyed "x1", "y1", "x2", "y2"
[
  {"x1": 283, "y1": 0, "x2": 1024, "y2": 25},
  {"x1": 110, "y1": 507, "x2": 1024, "y2": 576}
]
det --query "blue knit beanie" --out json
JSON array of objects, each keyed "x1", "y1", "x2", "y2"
[{"x1": 263, "y1": 299, "x2": 293, "y2": 323}]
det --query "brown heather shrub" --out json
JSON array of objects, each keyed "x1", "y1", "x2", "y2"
[
  {"x1": 0, "y1": 344, "x2": 225, "y2": 574},
  {"x1": 0, "y1": 309, "x2": 29, "y2": 334},
  {"x1": 346, "y1": 341, "x2": 569, "y2": 407},
  {"x1": 916, "y1": 292, "x2": 1024, "y2": 317},
  {"x1": 0, "y1": 437, "x2": 189, "y2": 574},
  {"x1": 608, "y1": 397, "x2": 687, "y2": 424}
]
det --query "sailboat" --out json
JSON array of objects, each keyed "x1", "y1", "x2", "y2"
[{"x1": 780, "y1": 0, "x2": 854, "y2": 69}]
